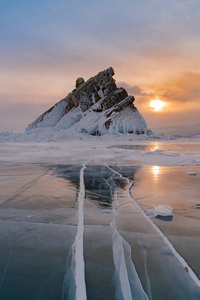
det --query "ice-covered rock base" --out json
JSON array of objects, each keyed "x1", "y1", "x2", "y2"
[{"x1": 26, "y1": 67, "x2": 148, "y2": 135}]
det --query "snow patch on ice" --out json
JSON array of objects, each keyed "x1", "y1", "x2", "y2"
[
  {"x1": 187, "y1": 172, "x2": 197, "y2": 176},
  {"x1": 147, "y1": 205, "x2": 173, "y2": 218}
]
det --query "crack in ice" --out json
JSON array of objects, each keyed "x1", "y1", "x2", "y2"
[
  {"x1": 107, "y1": 164, "x2": 200, "y2": 289},
  {"x1": 0, "y1": 237, "x2": 15, "y2": 289},
  {"x1": 102, "y1": 165, "x2": 149, "y2": 300},
  {"x1": 62, "y1": 163, "x2": 87, "y2": 300},
  {"x1": 127, "y1": 181, "x2": 200, "y2": 289},
  {"x1": 74, "y1": 163, "x2": 87, "y2": 300}
]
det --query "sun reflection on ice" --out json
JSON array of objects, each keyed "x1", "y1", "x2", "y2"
[
  {"x1": 150, "y1": 142, "x2": 160, "y2": 152},
  {"x1": 152, "y1": 166, "x2": 160, "y2": 176}
]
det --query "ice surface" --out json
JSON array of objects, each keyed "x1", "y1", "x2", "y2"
[
  {"x1": 131, "y1": 165, "x2": 200, "y2": 284},
  {"x1": 0, "y1": 139, "x2": 200, "y2": 299}
]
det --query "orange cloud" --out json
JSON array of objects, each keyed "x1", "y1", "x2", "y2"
[
  {"x1": 121, "y1": 72, "x2": 200, "y2": 109},
  {"x1": 152, "y1": 72, "x2": 200, "y2": 104}
]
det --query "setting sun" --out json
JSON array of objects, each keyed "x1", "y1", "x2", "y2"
[{"x1": 150, "y1": 99, "x2": 165, "y2": 112}]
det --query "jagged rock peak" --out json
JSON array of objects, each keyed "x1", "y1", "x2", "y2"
[
  {"x1": 26, "y1": 67, "x2": 148, "y2": 135},
  {"x1": 75, "y1": 77, "x2": 84, "y2": 88}
]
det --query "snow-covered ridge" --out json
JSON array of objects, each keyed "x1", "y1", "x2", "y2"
[
  {"x1": 153, "y1": 123, "x2": 200, "y2": 137},
  {"x1": 26, "y1": 67, "x2": 148, "y2": 136}
]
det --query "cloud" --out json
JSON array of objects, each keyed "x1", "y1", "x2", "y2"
[
  {"x1": 117, "y1": 82, "x2": 154, "y2": 98},
  {"x1": 119, "y1": 72, "x2": 200, "y2": 107},
  {"x1": 152, "y1": 72, "x2": 200, "y2": 104},
  {"x1": 117, "y1": 72, "x2": 200, "y2": 127}
]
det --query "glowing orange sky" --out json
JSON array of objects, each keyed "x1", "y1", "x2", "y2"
[{"x1": 0, "y1": 1, "x2": 200, "y2": 132}]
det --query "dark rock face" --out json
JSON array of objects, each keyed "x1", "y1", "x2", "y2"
[
  {"x1": 75, "y1": 77, "x2": 85, "y2": 88},
  {"x1": 26, "y1": 67, "x2": 147, "y2": 135}
]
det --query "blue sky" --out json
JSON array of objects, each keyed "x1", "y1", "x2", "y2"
[{"x1": 1, "y1": 0, "x2": 200, "y2": 131}]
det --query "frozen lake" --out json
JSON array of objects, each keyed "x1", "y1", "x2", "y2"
[{"x1": 0, "y1": 138, "x2": 199, "y2": 299}]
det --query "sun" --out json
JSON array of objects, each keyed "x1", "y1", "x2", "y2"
[{"x1": 150, "y1": 99, "x2": 165, "y2": 112}]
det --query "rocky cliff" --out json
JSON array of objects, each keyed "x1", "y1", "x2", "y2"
[{"x1": 26, "y1": 67, "x2": 147, "y2": 135}]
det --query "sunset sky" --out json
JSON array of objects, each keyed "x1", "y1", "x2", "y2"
[{"x1": 1, "y1": 0, "x2": 200, "y2": 132}]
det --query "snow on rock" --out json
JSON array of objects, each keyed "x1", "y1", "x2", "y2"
[{"x1": 26, "y1": 67, "x2": 148, "y2": 135}]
